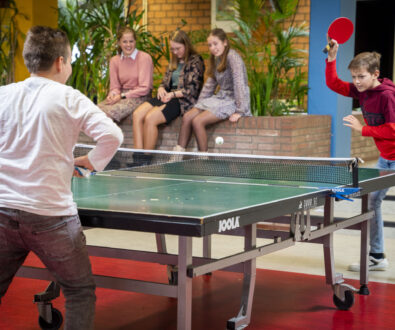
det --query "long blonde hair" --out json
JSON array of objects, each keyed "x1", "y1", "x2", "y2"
[
  {"x1": 169, "y1": 30, "x2": 197, "y2": 71},
  {"x1": 207, "y1": 28, "x2": 230, "y2": 78}
]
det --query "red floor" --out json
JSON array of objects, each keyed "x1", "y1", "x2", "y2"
[{"x1": 1, "y1": 253, "x2": 395, "y2": 329}]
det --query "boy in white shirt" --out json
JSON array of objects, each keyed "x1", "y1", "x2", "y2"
[{"x1": 0, "y1": 26, "x2": 123, "y2": 329}]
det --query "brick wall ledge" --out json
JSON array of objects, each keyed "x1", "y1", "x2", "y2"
[{"x1": 79, "y1": 114, "x2": 334, "y2": 158}]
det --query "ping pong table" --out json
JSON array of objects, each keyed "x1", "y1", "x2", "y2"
[{"x1": 17, "y1": 147, "x2": 395, "y2": 329}]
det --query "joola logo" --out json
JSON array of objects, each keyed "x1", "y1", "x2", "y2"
[
  {"x1": 298, "y1": 197, "x2": 318, "y2": 210},
  {"x1": 218, "y1": 216, "x2": 240, "y2": 233}
]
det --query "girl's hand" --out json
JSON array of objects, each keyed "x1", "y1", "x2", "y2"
[
  {"x1": 229, "y1": 113, "x2": 241, "y2": 123},
  {"x1": 343, "y1": 115, "x2": 363, "y2": 133},
  {"x1": 105, "y1": 93, "x2": 121, "y2": 105},
  {"x1": 161, "y1": 93, "x2": 172, "y2": 103},
  {"x1": 157, "y1": 87, "x2": 167, "y2": 100},
  {"x1": 327, "y1": 36, "x2": 339, "y2": 62}
]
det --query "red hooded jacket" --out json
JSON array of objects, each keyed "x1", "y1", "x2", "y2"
[{"x1": 326, "y1": 59, "x2": 395, "y2": 160}]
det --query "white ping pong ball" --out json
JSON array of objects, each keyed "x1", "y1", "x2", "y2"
[{"x1": 215, "y1": 136, "x2": 224, "y2": 145}]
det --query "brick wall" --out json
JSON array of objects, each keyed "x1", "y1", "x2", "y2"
[
  {"x1": 350, "y1": 112, "x2": 380, "y2": 161},
  {"x1": 133, "y1": 0, "x2": 311, "y2": 75},
  {"x1": 78, "y1": 114, "x2": 331, "y2": 157},
  {"x1": 138, "y1": 0, "x2": 211, "y2": 70},
  {"x1": 137, "y1": 0, "x2": 311, "y2": 45},
  {"x1": 280, "y1": 0, "x2": 310, "y2": 54},
  {"x1": 146, "y1": 0, "x2": 211, "y2": 34},
  {"x1": 79, "y1": 112, "x2": 380, "y2": 160}
]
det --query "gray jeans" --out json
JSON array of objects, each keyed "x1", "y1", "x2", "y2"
[
  {"x1": 370, "y1": 156, "x2": 395, "y2": 254},
  {"x1": 0, "y1": 208, "x2": 95, "y2": 330}
]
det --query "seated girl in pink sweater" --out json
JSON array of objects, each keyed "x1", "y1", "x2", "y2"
[{"x1": 99, "y1": 27, "x2": 153, "y2": 123}]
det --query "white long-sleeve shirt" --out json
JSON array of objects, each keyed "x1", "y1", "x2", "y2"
[{"x1": 0, "y1": 76, "x2": 123, "y2": 216}]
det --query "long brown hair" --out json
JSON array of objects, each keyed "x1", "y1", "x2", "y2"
[
  {"x1": 207, "y1": 28, "x2": 230, "y2": 78},
  {"x1": 116, "y1": 26, "x2": 137, "y2": 54},
  {"x1": 169, "y1": 30, "x2": 197, "y2": 71}
]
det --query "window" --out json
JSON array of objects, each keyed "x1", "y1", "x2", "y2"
[{"x1": 211, "y1": 0, "x2": 238, "y2": 32}]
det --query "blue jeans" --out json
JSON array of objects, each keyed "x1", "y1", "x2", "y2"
[
  {"x1": 370, "y1": 157, "x2": 395, "y2": 254},
  {"x1": 0, "y1": 208, "x2": 95, "y2": 330}
]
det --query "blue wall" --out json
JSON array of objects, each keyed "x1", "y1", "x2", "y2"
[{"x1": 307, "y1": 0, "x2": 356, "y2": 157}]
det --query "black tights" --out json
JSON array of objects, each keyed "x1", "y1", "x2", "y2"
[{"x1": 178, "y1": 109, "x2": 222, "y2": 151}]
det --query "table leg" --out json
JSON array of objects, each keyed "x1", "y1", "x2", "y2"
[
  {"x1": 227, "y1": 224, "x2": 256, "y2": 329},
  {"x1": 177, "y1": 236, "x2": 193, "y2": 330},
  {"x1": 157, "y1": 233, "x2": 177, "y2": 284},
  {"x1": 359, "y1": 194, "x2": 370, "y2": 294},
  {"x1": 203, "y1": 235, "x2": 212, "y2": 259},
  {"x1": 324, "y1": 196, "x2": 359, "y2": 310},
  {"x1": 155, "y1": 233, "x2": 167, "y2": 253},
  {"x1": 323, "y1": 196, "x2": 336, "y2": 285}
]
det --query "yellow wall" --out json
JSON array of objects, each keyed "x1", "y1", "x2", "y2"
[{"x1": 14, "y1": 0, "x2": 58, "y2": 81}]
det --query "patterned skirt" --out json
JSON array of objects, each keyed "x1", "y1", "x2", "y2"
[
  {"x1": 194, "y1": 90, "x2": 236, "y2": 120},
  {"x1": 98, "y1": 94, "x2": 151, "y2": 123}
]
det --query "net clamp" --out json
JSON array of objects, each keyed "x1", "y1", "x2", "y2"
[{"x1": 328, "y1": 187, "x2": 361, "y2": 201}]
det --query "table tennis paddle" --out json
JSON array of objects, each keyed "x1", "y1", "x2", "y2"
[
  {"x1": 323, "y1": 17, "x2": 354, "y2": 53},
  {"x1": 75, "y1": 166, "x2": 94, "y2": 177}
]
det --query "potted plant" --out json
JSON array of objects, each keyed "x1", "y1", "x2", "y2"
[
  {"x1": 58, "y1": 0, "x2": 166, "y2": 102},
  {"x1": 229, "y1": 0, "x2": 309, "y2": 116}
]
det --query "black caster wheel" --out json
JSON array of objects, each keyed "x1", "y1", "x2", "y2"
[
  {"x1": 333, "y1": 290, "x2": 354, "y2": 310},
  {"x1": 166, "y1": 265, "x2": 178, "y2": 285},
  {"x1": 169, "y1": 270, "x2": 178, "y2": 285},
  {"x1": 38, "y1": 307, "x2": 63, "y2": 330},
  {"x1": 226, "y1": 320, "x2": 236, "y2": 330}
]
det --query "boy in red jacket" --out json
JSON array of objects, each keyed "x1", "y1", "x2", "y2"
[{"x1": 325, "y1": 39, "x2": 395, "y2": 271}]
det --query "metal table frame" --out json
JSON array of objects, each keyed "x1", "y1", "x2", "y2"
[{"x1": 17, "y1": 171, "x2": 395, "y2": 329}]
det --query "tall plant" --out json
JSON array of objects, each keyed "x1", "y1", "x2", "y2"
[
  {"x1": 229, "y1": 0, "x2": 309, "y2": 116},
  {"x1": 58, "y1": 0, "x2": 166, "y2": 102},
  {"x1": 0, "y1": 0, "x2": 27, "y2": 85}
]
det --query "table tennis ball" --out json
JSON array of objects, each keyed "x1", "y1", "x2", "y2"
[{"x1": 215, "y1": 136, "x2": 224, "y2": 145}]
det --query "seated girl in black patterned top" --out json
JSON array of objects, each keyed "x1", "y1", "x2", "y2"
[{"x1": 132, "y1": 30, "x2": 205, "y2": 150}]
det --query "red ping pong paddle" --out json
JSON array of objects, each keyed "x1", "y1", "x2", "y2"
[{"x1": 323, "y1": 17, "x2": 354, "y2": 53}]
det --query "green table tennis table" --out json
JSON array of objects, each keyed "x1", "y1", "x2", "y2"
[{"x1": 17, "y1": 151, "x2": 395, "y2": 330}]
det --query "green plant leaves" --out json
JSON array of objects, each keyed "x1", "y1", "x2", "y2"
[
  {"x1": 229, "y1": 0, "x2": 309, "y2": 116},
  {"x1": 58, "y1": 0, "x2": 167, "y2": 102}
]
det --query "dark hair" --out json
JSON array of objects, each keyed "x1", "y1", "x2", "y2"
[
  {"x1": 116, "y1": 26, "x2": 137, "y2": 54},
  {"x1": 22, "y1": 26, "x2": 70, "y2": 73},
  {"x1": 348, "y1": 52, "x2": 381, "y2": 74},
  {"x1": 169, "y1": 30, "x2": 197, "y2": 71},
  {"x1": 207, "y1": 28, "x2": 230, "y2": 78}
]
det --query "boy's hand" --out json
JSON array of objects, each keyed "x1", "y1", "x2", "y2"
[
  {"x1": 326, "y1": 35, "x2": 339, "y2": 62},
  {"x1": 343, "y1": 115, "x2": 363, "y2": 133},
  {"x1": 74, "y1": 155, "x2": 95, "y2": 177}
]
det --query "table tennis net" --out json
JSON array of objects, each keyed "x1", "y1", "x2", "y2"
[{"x1": 74, "y1": 144, "x2": 359, "y2": 186}]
